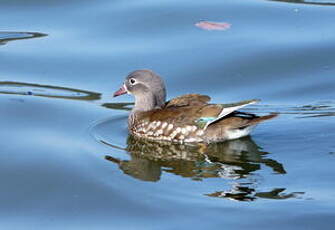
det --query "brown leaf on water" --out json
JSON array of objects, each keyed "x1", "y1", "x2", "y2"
[{"x1": 195, "y1": 21, "x2": 231, "y2": 31}]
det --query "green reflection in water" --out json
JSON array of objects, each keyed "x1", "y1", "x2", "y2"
[
  {"x1": 105, "y1": 136, "x2": 303, "y2": 201},
  {"x1": 0, "y1": 31, "x2": 47, "y2": 45},
  {"x1": 0, "y1": 81, "x2": 101, "y2": 101}
]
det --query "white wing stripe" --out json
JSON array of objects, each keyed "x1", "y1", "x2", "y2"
[{"x1": 204, "y1": 99, "x2": 259, "y2": 129}]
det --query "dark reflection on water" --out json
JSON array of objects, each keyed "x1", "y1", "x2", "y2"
[
  {"x1": 102, "y1": 102, "x2": 133, "y2": 111},
  {"x1": 0, "y1": 31, "x2": 46, "y2": 45},
  {"x1": 207, "y1": 187, "x2": 304, "y2": 201},
  {"x1": 0, "y1": 81, "x2": 100, "y2": 101},
  {"x1": 267, "y1": 0, "x2": 335, "y2": 6},
  {"x1": 104, "y1": 136, "x2": 303, "y2": 201},
  {"x1": 245, "y1": 101, "x2": 335, "y2": 118}
]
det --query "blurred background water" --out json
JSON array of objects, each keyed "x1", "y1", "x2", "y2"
[{"x1": 0, "y1": 0, "x2": 335, "y2": 229}]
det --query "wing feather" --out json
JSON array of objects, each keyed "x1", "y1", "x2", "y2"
[
  {"x1": 203, "y1": 99, "x2": 260, "y2": 129},
  {"x1": 165, "y1": 94, "x2": 211, "y2": 107}
]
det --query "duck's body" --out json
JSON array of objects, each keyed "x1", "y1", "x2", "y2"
[{"x1": 114, "y1": 70, "x2": 277, "y2": 143}]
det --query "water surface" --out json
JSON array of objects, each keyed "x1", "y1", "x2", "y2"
[{"x1": 0, "y1": 0, "x2": 335, "y2": 229}]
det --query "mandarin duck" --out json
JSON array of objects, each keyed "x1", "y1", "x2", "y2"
[{"x1": 113, "y1": 70, "x2": 277, "y2": 143}]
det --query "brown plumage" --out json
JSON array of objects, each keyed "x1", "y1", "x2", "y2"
[{"x1": 113, "y1": 70, "x2": 278, "y2": 143}]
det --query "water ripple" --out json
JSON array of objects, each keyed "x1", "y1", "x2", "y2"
[
  {"x1": 268, "y1": 0, "x2": 335, "y2": 6},
  {"x1": 245, "y1": 101, "x2": 335, "y2": 118},
  {"x1": 0, "y1": 81, "x2": 101, "y2": 101},
  {"x1": 0, "y1": 31, "x2": 46, "y2": 45}
]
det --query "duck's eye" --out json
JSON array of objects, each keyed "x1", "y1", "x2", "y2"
[{"x1": 129, "y1": 78, "x2": 136, "y2": 85}]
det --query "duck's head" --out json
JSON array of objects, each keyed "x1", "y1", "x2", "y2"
[{"x1": 114, "y1": 69, "x2": 167, "y2": 111}]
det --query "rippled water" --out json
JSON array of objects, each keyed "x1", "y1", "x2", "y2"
[{"x1": 1, "y1": 0, "x2": 335, "y2": 229}]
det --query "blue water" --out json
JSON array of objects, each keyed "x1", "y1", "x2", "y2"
[{"x1": 0, "y1": 0, "x2": 335, "y2": 229}]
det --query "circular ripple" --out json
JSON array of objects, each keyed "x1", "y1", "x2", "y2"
[
  {"x1": 0, "y1": 81, "x2": 101, "y2": 101},
  {"x1": 89, "y1": 115, "x2": 129, "y2": 150}
]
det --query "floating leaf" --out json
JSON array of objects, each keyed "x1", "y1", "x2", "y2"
[{"x1": 195, "y1": 21, "x2": 231, "y2": 31}]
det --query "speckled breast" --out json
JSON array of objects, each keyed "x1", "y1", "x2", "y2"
[{"x1": 131, "y1": 120, "x2": 205, "y2": 143}]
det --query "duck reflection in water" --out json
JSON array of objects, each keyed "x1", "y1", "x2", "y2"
[{"x1": 105, "y1": 136, "x2": 303, "y2": 201}]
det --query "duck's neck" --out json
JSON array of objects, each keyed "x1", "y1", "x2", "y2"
[
  {"x1": 133, "y1": 92, "x2": 156, "y2": 112},
  {"x1": 128, "y1": 93, "x2": 155, "y2": 130}
]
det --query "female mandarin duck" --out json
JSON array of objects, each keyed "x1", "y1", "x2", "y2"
[{"x1": 114, "y1": 70, "x2": 277, "y2": 143}]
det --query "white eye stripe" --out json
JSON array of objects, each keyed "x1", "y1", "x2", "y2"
[{"x1": 122, "y1": 84, "x2": 131, "y2": 95}]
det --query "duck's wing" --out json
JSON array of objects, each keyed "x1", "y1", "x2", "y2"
[
  {"x1": 197, "y1": 99, "x2": 260, "y2": 129},
  {"x1": 215, "y1": 113, "x2": 278, "y2": 130},
  {"x1": 165, "y1": 94, "x2": 211, "y2": 108},
  {"x1": 141, "y1": 99, "x2": 260, "y2": 130}
]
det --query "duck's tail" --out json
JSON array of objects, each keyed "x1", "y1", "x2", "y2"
[{"x1": 247, "y1": 113, "x2": 279, "y2": 126}]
